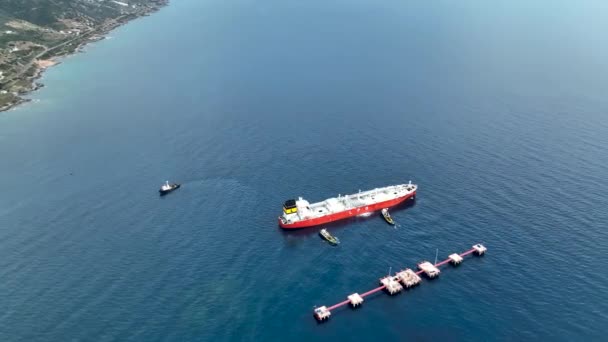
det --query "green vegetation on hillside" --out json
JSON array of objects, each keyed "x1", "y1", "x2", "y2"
[{"x1": 0, "y1": 0, "x2": 168, "y2": 111}]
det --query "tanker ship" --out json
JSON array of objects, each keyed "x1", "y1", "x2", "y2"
[{"x1": 279, "y1": 181, "x2": 417, "y2": 229}]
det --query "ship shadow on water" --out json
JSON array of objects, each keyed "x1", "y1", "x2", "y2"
[{"x1": 278, "y1": 197, "x2": 417, "y2": 239}]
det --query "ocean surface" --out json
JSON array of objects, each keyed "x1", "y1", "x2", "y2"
[{"x1": 1, "y1": 0, "x2": 608, "y2": 340}]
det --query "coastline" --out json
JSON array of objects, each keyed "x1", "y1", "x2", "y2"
[
  {"x1": 0, "y1": 60, "x2": 61, "y2": 111},
  {"x1": 0, "y1": 1, "x2": 169, "y2": 113}
]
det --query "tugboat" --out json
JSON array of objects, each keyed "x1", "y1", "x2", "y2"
[
  {"x1": 159, "y1": 181, "x2": 180, "y2": 196},
  {"x1": 381, "y1": 208, "x2": 395, "y2": 225},
  {"x1": 319, "y1": 228, "x2": 340, "y2": 245}
]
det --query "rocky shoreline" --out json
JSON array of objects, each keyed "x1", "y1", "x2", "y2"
[{"x1": 0, "y1": 60, "x2": 58, "y2": 112}]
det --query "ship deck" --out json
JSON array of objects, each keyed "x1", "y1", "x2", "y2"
[{"x1": 301, "y1": 184, "x2": 416, "y2": 219}]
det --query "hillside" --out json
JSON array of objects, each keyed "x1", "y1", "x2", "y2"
[{"x1": 0, "y1": 0, "x2": 168, "y2": 111}]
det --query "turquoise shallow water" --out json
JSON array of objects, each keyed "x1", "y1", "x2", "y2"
[{"x1": 1, "y1": 0, "x2": 608, "y2": 340}]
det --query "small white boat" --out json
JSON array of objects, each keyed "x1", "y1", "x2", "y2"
[{"x1": 319, "y1": 228, "x2": 340, "y2": 245}]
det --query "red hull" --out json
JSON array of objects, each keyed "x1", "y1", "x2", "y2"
[{"x1": 279, "y1": 191, "x2": 416, "y2": 229}]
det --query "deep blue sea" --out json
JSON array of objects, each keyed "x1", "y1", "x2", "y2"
[{"x1": 1, "y1": 0, "x2": 608, "y2": 340}]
